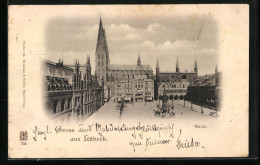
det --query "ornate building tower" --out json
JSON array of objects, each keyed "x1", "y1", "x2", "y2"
[
  {"x1": 137, "y1": 51, "x2": 141, "y2": 66},
  {"x1": 95, "y1": 17, "x2": 110, "y2": 84},
  {"x1": 73, "y1": 60, "x2": 80, "y2": 90},
  {"x1": 194, "y1": 60, "x2": 198, "y2": 76},
  {"x1": 176, "y1": 59, "x2": 179, "y2": 73},
  {"x1": 86, "y1": 56, "x2": 92, "y2": 89}
]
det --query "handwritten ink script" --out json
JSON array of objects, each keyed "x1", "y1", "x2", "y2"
[{"x1": 31, "y1": 123, "x2": 204, "y2": 151}]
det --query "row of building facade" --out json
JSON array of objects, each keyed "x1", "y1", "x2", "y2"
[
  {"x1": 95, "y1": 17, "x2": 201, "y2": 103},
  {"x1": 114, "y1": 75, "x2": 154, "y2": 103},
  {"x1": 42, "y1": 57, "x2": 104, "y2": 123}
]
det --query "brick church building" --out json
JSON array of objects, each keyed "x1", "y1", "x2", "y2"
[{"x1": 95, "y1": 18, "x2": 153, "y2": 99}]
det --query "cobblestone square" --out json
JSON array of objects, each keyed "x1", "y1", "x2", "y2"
[{"x1": 87, "y1": 98, "x2": 218, "y2": 123}]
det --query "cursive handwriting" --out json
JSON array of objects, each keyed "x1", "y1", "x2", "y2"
[
  {"x1": 31, "y1": 123, "x2": 204, "y2": 152},
  {"x1": 176, "y1": 129, "x2": 201, "y2": 150},
  {"x1": 145, "y1": 138, "x2": 171, "y2": 151}
]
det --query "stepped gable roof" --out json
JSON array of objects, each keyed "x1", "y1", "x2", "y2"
[{"x1": 109, "y1": 64, "x2": 152, "y2": 71}]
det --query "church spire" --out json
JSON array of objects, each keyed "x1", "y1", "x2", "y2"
[
  {"x1": 95, "y1": 16, "x2": 109, "y2": 84},
  {"x1": 176, "y1": 58, "x2": 179, "y2": 73},
  {"x1": 137, "y1": 50, "x2": 141, "y2": 66},
  {"x1": 194, "y1": 60, "x2": 198, "y2": 75},
  {"x1": 96, "y1": 17, "x2": 105, "y2": 52},
  {"x1": 99, "y1": 16, "x2": 103, "y2": 30},
  {"x1": 195, "y1": 60, "x2": 198, "y2": 68},
  {"x1": 156, "y1": 58, "x2": 159, "y2": 68}
]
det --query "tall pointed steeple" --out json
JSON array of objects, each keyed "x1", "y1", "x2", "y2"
[
  {"x1": 137, "y1": 50, "x2": 141, "y2": 66},
  {"x1": 95, "y1": 16, "x2": 109, "y2": 84},
  {"x1": 194, "y1": 60, "x2": 198, "y2": 75},
  {"x1": 96, "y1": 17, "x2": 105, "y2": 52},
  {"x1": 215, "y1": 64, "x2": 218, "y2": 73},
  {"x1": 156, "y1": 58, "x2": 159, "y2": 69},
  {"x1": 176, "y1": 58, "x2": 179, "y2": 73}
]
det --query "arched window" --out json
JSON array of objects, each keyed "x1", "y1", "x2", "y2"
[
  {"x1": 174, "y1": 95, "x2": 178, "y2": 100},
  {"x1": 179, "y1": 95, "x2": 184, "y2": 100}
]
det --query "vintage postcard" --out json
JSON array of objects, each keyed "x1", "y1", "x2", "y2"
[{"x1": 8, "y1": 5, "x2": 249, "y2": 158}]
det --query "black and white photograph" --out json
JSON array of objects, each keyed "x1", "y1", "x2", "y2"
[
  {"x1": 41, "y1": 7, "x2": 222, "y2": 122},
  {"x1": 8, "y1": 5, "x2": 249, "y2": 158}
]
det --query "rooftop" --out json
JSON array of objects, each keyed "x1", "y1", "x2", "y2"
[{"x1": 109, "y1": 64, "x2": 152, "y2": 71}]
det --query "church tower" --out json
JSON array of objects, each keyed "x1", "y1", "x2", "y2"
[
  {"x1": 95, "y1": 17, "x2": 110, "y2": 84},
  {"x1": 194, "y1": 60, "x2": 198, "y2": 76},
  {"x1": 137, "y1": 51, "x2": 141, "y2": 66}
]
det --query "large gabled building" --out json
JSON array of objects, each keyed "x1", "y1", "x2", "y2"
[{"x1": 154, "y1": 58, "x2": 198, "y2": 100}]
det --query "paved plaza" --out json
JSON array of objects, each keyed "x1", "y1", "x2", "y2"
[{"x1": 86, "y1": 98, "x2": 218, "y2": 123}]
